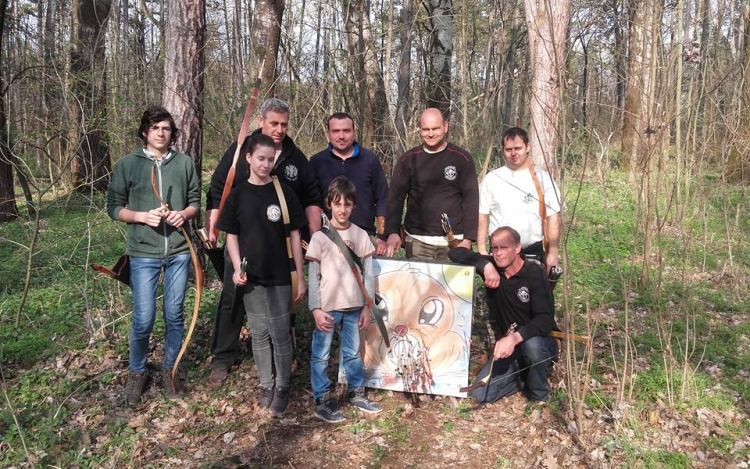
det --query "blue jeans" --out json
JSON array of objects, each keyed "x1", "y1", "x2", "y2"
[
  {"x1": 310, "y1": 309, "x2": 364, "y2": 401},
  {"x1": 469, "y1": 336, "x2": 558, "y2": 404},
  {"x1": 129, "y1": 254, "x2": 190, "y2": 373}
]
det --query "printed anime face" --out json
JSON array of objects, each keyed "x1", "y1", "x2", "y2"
[{"x1": 363, "y1": 265, "x2": 464, "y2": 372}]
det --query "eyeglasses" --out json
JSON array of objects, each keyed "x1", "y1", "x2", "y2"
[{"x1": 149, "y1": 125, "x2": 172, "y2": 133}]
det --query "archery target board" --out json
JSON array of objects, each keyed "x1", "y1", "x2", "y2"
[{"x1": 339, "y1": 258, "x2": 475, "y2": 397}]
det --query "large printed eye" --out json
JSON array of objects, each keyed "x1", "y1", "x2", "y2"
[
  {"x1": 374, "y1": 294, "x2": 389, "y2": 322},
  {"x1": 418, "y1": 297, "x2": 444, "y2": 326}
]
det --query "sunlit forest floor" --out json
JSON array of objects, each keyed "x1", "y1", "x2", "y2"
[{"x1": 1, "y1": 170, "x2": 748, "y2": 468}]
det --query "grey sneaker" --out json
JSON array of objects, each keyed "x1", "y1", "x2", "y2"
[
  {"x1": 161, "y1": 369, "x2": 182, "y2": 399},
  {"x1": 269, "y1": 387, "x2": 290, "y2": 414},
  {"x1": 348, "y1": 387, "x2": 382, "y2": 414},
  {"x1": 314, "y1": 393, "x2": 346, "y2": 423},
  {"x1": 259, "y1": 387, "x2": 274, "y2": 409},
  {"x1": 124, "y1": 370, "x2": 148, "y2": 405}
]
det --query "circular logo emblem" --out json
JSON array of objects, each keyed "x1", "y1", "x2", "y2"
[
  {"x1": 284, "y1": 164, "x2": 298, "y2": 181},
  {"x1": 517, "y1": 286, "x2": 530, "y2": 303},
  {"x1": 444, "y1": 165, "x2": 457, "y2": 181},
  {"x1": 267, "y1": 204, "x2": 282, "y2": 222}
]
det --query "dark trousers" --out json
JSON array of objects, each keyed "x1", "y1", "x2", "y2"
[
  {"x1": 210, "y1": 250, "x2": 245, "y2": 370},
  {"x1": 468, "y1": 336, "x2": 558, "y2": 404}
]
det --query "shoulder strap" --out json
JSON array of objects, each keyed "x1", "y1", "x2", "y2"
[
  {"x1": 271, "y1": 176, "x2": 298, "y2": 300},
  {"x1": 527, "y1": 162, "x2": 549, "y2": 253}
]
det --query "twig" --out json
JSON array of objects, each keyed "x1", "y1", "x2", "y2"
[{"x1": 0, "y1": 364, "x2": 30, "y2": 458}]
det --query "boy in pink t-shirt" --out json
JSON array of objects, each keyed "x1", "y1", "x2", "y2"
[{"x1": 305, "y1": 176, "x2": 383, "y2": 423}]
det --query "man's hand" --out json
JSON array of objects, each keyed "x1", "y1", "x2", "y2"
[
  {"x1": 375, "y1": 238, "x2": 388, "y2": 256},
  {"x1": 483, "y1": 262, "x2": 501, "y2": 289},
  {"x1": 359, "y1": 305, "x2": 371, "y2": 330},
  {"x1": 143, "y1": 205, "x2": 168, "y2": 227},
  {"x1": 295, "y1": 275, "x2": 307, "y2": 302},
  {"x1": 545, "y1": 249, "x2": 559, "y2": 274},
  {"x1": 456, "y1": 239, "x2": 472, "y2": 249},
  {"x1": 493, "y1": 332, "x2": 522, "y2": 359},
  {"x1": 206, "y1": 209, "x2": 219, "y2": 245},
  {"x1": 313, "y1": 308, "x2": 334, "y2": 332},
  {"x1": 232, "y1": 269, "x2": 247, "y2": 287},
  {"x1": 385, "y1": 233, "x2": 402, "y2": 258}
]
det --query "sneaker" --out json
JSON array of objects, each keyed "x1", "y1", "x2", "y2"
[
  {"x1": 207, "y1": 366, "x2": 228, "y2": 389},
  {"x1": 161, "y1": 369, "x2": 182, "y2": 399},
  {"x1": 269, "y1": 387, "x2": 290, "y2": 414},
  {"x1": 314, "y1": 393, "x2": 346, "y2": 424},
  {"x1": 259, "y1": 387, "x2": 274, "y2": 409},
  {"x1": 348, "y1": 387, "x2": 382, "y2": 414},
  {"x1": 124, "y1": 370, "x2": 148, "y2": 405}
]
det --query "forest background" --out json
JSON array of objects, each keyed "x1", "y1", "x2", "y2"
[{"x1": 0, "y1": 0, "x2": 749, "y2": 467}]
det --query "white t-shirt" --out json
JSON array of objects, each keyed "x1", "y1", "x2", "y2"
[{"x1": 479, "y1": 166, "x2": 561, "y2": 247}]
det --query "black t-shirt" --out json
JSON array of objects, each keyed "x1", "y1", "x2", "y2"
[
  {"x1": 217, "y1": 179, "x2": 307, "y2": 286},
  {"x1": 448, "y1": 248, "x2": 557, "y2": 341}
]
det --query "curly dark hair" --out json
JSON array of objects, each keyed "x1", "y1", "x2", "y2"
[{"x1": 138, "y1": 106, "x2": 179, "y2": 147}]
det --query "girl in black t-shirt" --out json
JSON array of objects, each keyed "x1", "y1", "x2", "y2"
[{"x1": 217, "y1": 134, "x2": 307, "y2": 414}]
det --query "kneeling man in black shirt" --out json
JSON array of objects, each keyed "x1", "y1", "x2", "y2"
[{"x1": 449, "y1": 226, "x2": 558, "y2": 404}]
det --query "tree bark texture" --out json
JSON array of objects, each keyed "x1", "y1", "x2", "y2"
[
  {"x1": 524, "y1": 0, "x2": 570, "y2": 176},
  {"x1": 163, "y1": 0, "x2": 205, "y2": 190},
  {"x1": 620, "y1": 0, "x2": 654, "y2": 175},
  {"x1": 252, "y1": 0, "x2": 284, "y2": 96},
  {"x1": 728, "y1": 4, "x2": 750, "y2": 181},
  {"x1": 70, "y1": 0, "x2": 113, "y2": 192},
  {"x1": 394, "y1": 0, "x2": 414, "y2": 157},
  {"x1": 343, "y1": 0, "x2": 388, "y2": 151},
  {"x1": 425, "y1": 0, "x2": 453, "y2": 116},
  {"x1": 0, "y1": 0, "x2": 18, "y2": 221}
]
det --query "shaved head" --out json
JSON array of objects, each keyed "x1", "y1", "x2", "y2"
[{"x1": 418, "y1": 108, "x2": 449, "y2": 152}]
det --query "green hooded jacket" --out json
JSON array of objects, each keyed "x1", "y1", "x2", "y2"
[{"x1": 106, "y1": 148, "x2": 201, "y2": 258}]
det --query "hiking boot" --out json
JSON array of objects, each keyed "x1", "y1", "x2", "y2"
[
  {"x1": 124, "y1": 370, "x2": 148, "y2": 405},
  {"x1": 161, "y1": 369, "x2": 182, "y2": 399},
  {"x1": 348, "y1": 387, "x2": 382, "y2": 414},
  {"x1": 314, "y1": 393, "x2": 346, "y2": 424},
  {"x1": 259, "y1": 387, "x2": 274, "y2": 409},
  {"x1": 207, "y1": 366, "x2": 228, "y2": 389},
  {"x1": 269, "y1": 387, "x2": 290, "y2": 414}
]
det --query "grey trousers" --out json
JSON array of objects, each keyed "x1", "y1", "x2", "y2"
[{"x1": 243, "y1": 282, "x2": 293, "y2": 389}]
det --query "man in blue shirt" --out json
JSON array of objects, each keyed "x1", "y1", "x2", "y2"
[{"x1": 310, "y1": 113, "x2": 389, "y2": 255}]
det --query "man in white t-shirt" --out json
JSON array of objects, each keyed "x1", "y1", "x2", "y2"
[{"x1": 477, "y1": 127, "x2": 561, "y2": 272}]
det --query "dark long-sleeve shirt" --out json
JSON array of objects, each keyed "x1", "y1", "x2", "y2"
[
  {"x1": 448, "y1": 247, "x2": 557, "y2": 341},
  {"x1": 385, "y1": 143, "x2": 479, "y2": 240},
  {"x1": 310, "y1": 143, "x2": 389, "y2": 235},
  {"x1": 207, "y1": 130, "x2": 323, "y2": 211}
]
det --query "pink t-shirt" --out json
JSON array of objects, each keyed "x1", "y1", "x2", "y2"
[{"x1": 305, "y1": 224, "x2": 375, "y2": 312}]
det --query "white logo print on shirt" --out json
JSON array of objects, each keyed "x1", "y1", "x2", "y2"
[
  {"x1": 285, "y1": 164, "x2": 298, "y2": 181},
  {"x1": 444, "y1": 165, "x2": 457, "y2": 181},
  {"x1": 517, "y1": 286, "x2": 530, "y2": 303},
  {"x1": 267, "y1": 204, "x2": 282, "y2": 222}
]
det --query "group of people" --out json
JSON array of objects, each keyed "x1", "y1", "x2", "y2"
[{"x1": 106, "y1": 99, "x2": 563, "y2": 422}]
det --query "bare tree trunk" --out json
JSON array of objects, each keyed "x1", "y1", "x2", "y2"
[
  {"x1": 394, "y1": 0, "x2": 413, "y2": 157},
  {"x1": 252, "y1": 0, "x2": 284, "y2": 96},
  {"x1": 612, "y1": 0, "x2": 626, "y2": 125},
  {"x1": 69, "y1": 0, "x2": 113, "y2": 192},
  {"x1": 233, "y1": 0, "x2": 244, "y2": 88},
  {"x1": 728, "y1": 5, "x2": 750, "y2": 181},
  {"x1": 163, "y1": 0, "x2": 206, "y2": 191},
  {"x1": 425, "y1": 0, "x2": 453, "y2": 116},
  {"x1": 0, "y1": 0, "x2": 18, "y2": 222},
  {"x1": 524, "y1": 0, "x2": 571, "y2": 176},
  {"x1": 621, "y1": 0, "x2": 654, "y2": 178},
  {"x1": 503, "y1": 6, "x2": 521, "y2": 129}
]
